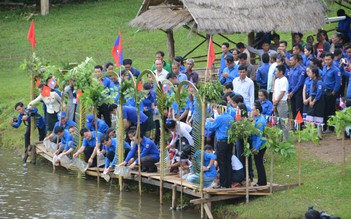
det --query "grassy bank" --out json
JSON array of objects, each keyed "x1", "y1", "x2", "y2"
[{"x1": 0, "y1": 1, "x2": 350, "y2": 218}]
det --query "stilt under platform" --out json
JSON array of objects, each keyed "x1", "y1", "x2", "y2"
[{"x1": 35, "y1": 142, "x2": 301, "y2": 218}]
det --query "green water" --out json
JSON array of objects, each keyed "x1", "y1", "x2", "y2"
[{"x1": 0, "y1": 149, "x2": 199, "y2": 219}]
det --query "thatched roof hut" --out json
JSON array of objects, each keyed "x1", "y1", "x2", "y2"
[
  {"x1": 131, "y1": 0, "x2": 327, "y2": 34},
  {"x1": 130, "y1": 0, "x2": 327, "y2": 59}
]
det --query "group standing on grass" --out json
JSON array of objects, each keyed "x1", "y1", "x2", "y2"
[{"x1": 11, "y1": 25, "x2": 351, "y2": 188}]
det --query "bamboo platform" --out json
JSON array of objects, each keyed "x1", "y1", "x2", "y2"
[{"x1": 35, "y1": 142, "x2": 300, "y2": 219}]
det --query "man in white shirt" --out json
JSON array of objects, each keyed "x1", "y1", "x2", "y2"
[
  {"x1": 154, "y1": 59, "x2": 169, "y2": 82},
  {"x1": 273, "y1": 64, "x2": 289, "y2": 140},
  {"x1": 232, "y1": 65, "x2": 255, "y2": 107},
  {"x1": 267, "y1": 54, "x2": 278, "y2": 101}
]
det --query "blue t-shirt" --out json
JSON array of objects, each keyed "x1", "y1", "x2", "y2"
[
  {"x1": 193, "y1": 150, "x2": 217, "y2": 178},
  {"x1": 12, "y1": 107, "x2": 45, "y2": 129},
  {"x1": 61, "y1": 129, "x2": 75, "y2": 151},
  {"x1": 124, "y1": 137, "x2": 159, "y2": 164},
  {"x1": 53, "y1": 120, "x2": 76, "y2": 132},
  {"x1": 251, "y1": 115, "x2": 266, "y2": 150},
  {"x1": 123, "y1": 106, "x2": 148, "y2": 125},
  {"x1": 86, "y1": 119, "x2": 109, "y2": 134},
  {"x1": 82, "y1": 131, "x2": 102, "y2": 148}
]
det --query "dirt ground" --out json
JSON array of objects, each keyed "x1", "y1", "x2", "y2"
[{"x1": 302, "y1": 133, "x2": 351, "y2": 164}]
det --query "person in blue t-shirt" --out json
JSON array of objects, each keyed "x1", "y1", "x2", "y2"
[
  {"x1": 123, "y1": 106, "x2": 148, "y2": 137},
  {"x1": 119, "y1": 129, "x2": 160, "y2": 173},
  {"x1": 220, "y1": 56, "x2": 239, "y2": 85},
  {"x1": 251, "y1": 101, "x2": 267, "y2": 186},
  {"x1": 218, "y1": 42, "x2": 233, "y2": 78},
  {"x1": 73, "y1": 128, "x2": 103, "y2": 167},
  {"x1": 53, "y1": 126, "x2": 76, "y2": 156},
  {"x1": 123, "y1": 59, "x2": 141, "y2": 78},
  {"x1": 86, "y1": 114, "x2": 110, "y2": 134},
  {"x1": 44, "y1": 111, "x2": 76, "y2": 143},
  {"x1": 10, "y1": 102, "x2": 46, "y2": 164},
  {"x1": 303, "y1": 66, "x2": 313, "y2": 120},
  {"x1": 186, "y1": 145, "x2": 218, "y2": 188},
  {"x1": 141, "y1": 82, "x2": 156, "y2": 137}
]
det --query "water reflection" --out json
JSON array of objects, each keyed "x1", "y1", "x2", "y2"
[{"x1": 0, "y1": 150, "x2": 199, "y2": 219}]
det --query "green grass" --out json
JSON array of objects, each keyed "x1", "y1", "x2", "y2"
[{"x1": 0, "y1": 1, "x2": 350, "y2": 218}]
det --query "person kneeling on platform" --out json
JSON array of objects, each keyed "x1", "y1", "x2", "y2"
[
  {"x1": 186, "y1": 145, "x2": 218, "y2": 188},
  {"x1": 101, "y1": 134, "x2": 131, "y2": 174},
  {"x1": 231, "y1": 154, "x2": 245, "y2": 188},
  {"x1": 118, "y1": 129, "x2": 159, "y2": 173},
  {"x1": 53, "y1": 126, "x2": 76, "y2": 165},
  {"x1": 73, "y1": 128, "x2": 103, "y2": 167}
]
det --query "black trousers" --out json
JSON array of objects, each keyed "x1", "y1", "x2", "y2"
[
  {"x1": 291, "y1": 89, "x2": 303, "y2": 119},
  {"x1": 84, "y1": 146, "x2": 97, "y2": 167},
  {"x1": 154, "y1": 120, "x2": 160, "y2": 146},
  {"x1": 323, "y1": 91, "x2": 337, "y2": 128},
  {"x1": 47, "y1": 112, "x2": 58, "y2": 132},
  {"x1": 140, "y1": 156, "x2": 157, "y2": 170},
  {"x1": 24, "y1": 125, "x2": 46, "y2": 153},
  {"x1": 235, "y1": 139, "x2": 253, "y2": 180},
  {"x1": 254, "y1": 147, "x2": 267, "y2": 186},
  {"x1": 216, "y1": 140, "x2": 233, "y2": 188},
  {"x1": 98, "y1": 103, "x2": 111, "y2": 127}
]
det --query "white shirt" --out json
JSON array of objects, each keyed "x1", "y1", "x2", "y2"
[
  {"x1": 170, "y1": 121, "x2": 194, "y2": 146},
  {"x1": 29, "y1": 92, "x2": 61, "y2": 114},
  {"x1": 231, "y1": 155, "x2": 243, "y2": 171},
  {"x1": 273, "y1": 76, "x2": 289, "y2": 101},
  {"x1": 154, "y1": 69, "x2": 169, "y2": 82},
  {"x1": 232, "y1": 76, "x2": 255, "y2": 107},
  {"x1": 267, "y1": 62, "x2": 277, "y2": 93}
]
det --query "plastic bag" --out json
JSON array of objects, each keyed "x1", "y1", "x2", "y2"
[
  {"x1": 59, "y1": 154, "x2": 72, "y2": 168},
  {"x1": 52, "y1": 154, "x2": 59, "y2": 165},
  {"x1": 71, "y1": 158, "x2": 88, "y2": 173},
  {"x1": 97, "y1": 152, "x2": 105, "y2": 167},
  {"x1": 114, "y1": 165, "x2": 131, "y2": 178},
  {"x1": 44, "y1": 140, "x2": 57, "y2": 153}
]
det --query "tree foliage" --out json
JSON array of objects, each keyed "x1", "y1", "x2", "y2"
[{"x1": 328, "y1": 107, "x2": 351, "y2": 138}]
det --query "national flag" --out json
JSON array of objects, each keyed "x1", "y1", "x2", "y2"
[
  {"x1": 36, "y1": 77, "x2": 41, "y2": 87},
  {"x1": 76, "y1": 89, "x2": 83, "y2": 102},
  {"x1": 340, "y1": 97, "x2": 347, "y2": 109},
  {"x1": 235, "y1": 107, "x2": 242, "y2": 121},
  {"x1": 295, "y1": 111, "x2": 303, "y2": 124},
  {"x1": 206, "y1": 36, "x2": 216, "y2": 69},
  {"x1": 41, "y1": 85, "x2": 51, "y2": 97},
  {"x1": 27, "y1": 20, "x2": 36, "y2": 49},
  {"x1": 48, "y1": 77, "x2": 57, "y2": 89},
  {"x1": 111, "y1": 29, "x2": 123, "y2": 67},
  {"x1": 162, "y1": 84, "x2": 171, "y2": 93}
]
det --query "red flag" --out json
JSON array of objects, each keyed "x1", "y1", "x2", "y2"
[
  {"x1": 137, "y1": 81, "x2": 143, "y2": 91},
  {"x1": 111, "y1": 29, "x2": 123, "y2": 67},
  {"x1": 295, "y1": 111, "x2": 303, "y2": 124},
  {"x1": 36, "y1": 77, "x2": 41, "y2": 87},
  {"x1": 41, "y1": 85, "x2": 51, "y2": 97},
  {"x1": 235, "y1": 107, "x2": 242, "y2": 121},
  {"x1": 76, "y1": 89, "x2": 83, "y2": 102},
  {"x1": 27, "y1": 20, "x2": 36, "y2": 49},
  {"x1": 206, "y1": 36, "x2": 216, "y2": 69}
]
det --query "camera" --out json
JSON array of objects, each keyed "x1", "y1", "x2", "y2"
[
  {"x1": 341, "y1": 58, "x2": 348, "y2": 66},
  {"x1": 13, "y1": 117, "x2": 18, "y2": 123}
]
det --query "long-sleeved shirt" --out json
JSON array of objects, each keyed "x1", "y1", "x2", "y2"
[
  {"x1": 304, "y1": 77, "x2": 313, "y2": 98},
  {"x1": 125, "y1": 136, "x2": 159, "y2": 164},
  {"x1": 267, "y1": 62, "x2": 277, "y2": 93},
  {"x1": 29, "y1": 92, "x2": 61, "y2": 114},
  {"x1": 232, "y1": 76, "x2": 255, "y2": 107},
  {"x1": 259, "y1": 99, "x2": 273, "y2": 116},
  {"x1": 103, "y1": 138, "x2": 131, "y2": 168},
  {"x1": 218, "y1": 52, "x2": 233, "y2": 76},
  {"x1": 246, "y1": 45, "x2": 276, "y2": 64},
  {"x1": 251, "y1": 115, "x2": 266, "y2": 150},
  {"x1": 12, "y1": 107, "x2": 45, "y2": 129},
  {"x1": 123, "y1": 106, "x2": 148, "y2": 125},
  {"x1": 205, "y1": 111, "x2": 233, "y2": 140},
  {"x1": 255, "y1": 63, "x2": 270, "y2": 87},
  {"x1": 176, "y1": 72, "x2": 188, "y2": 83},
  {"x1": 310, "y1": 79, "x2": 324, "y2": 101},
  {"x1": 322, "y1": 65, "x2": 341, "y2": 93},
  {"x1": 86, "y1": 119, "x2": 109, "y2": 134},
  {"x1": 287, "y1": 65, "x2": 306, "y2": 94},
  {"x1": 346, "y1": 71, "x2": 351, "y2": 99},
  {"x1": 170, "y1": 121, "x2": 194, "y2": 146},
  {"x1": 220, "y1": 65, "x2": 239, "y2": 84}
]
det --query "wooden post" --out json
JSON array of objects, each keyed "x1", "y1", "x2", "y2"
[
  {"x1": 166, "y1": 29, "x2": 175, "y2": 61},
  {"x1": 245, "y1": 156, "x2": 249, "y2": 203},
  {"x1": 29, "y1": 72, "x2": 35, "y2": 164},
  {"x1": 270, "y1": 149, "x2": 274, "y2": 193},
  {"x1": 94, "y1": 106, "x2": 100, "y2": 183},
  {"x1": 200, "y1": 97, "x2": 206, "y2": 218},
  {"x1": 40, "y1": 0, "x2": 49, "y2": 16},
  {"x1": 248, "y1": 32, "x2": 255, "y2": 64},
  {"x1": 298, "y1": 127, "x2": 302, "y2": 186},
  {"x1": 117, "y1": 97, "x2": 124, "y2": 191},
  {"x1": 171, "y1": 185, "x2": 177, "y2": 210}
]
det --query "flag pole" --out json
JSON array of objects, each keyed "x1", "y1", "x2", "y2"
[{"x1": 205, "y1": 36, "x2": 210, "y2": 82}]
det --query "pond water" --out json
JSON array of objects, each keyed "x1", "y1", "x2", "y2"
[{"x1": 0, "y1": 149, "x2": 199, "y2": 219}]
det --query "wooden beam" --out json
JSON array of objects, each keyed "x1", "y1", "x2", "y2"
[
  {"x1": 204, "y1": 203, "x2": 214, "y2": 219},
  {"x1": 166, "y1": 29, "x2": 175, "y2": 61},
  {"x1": 40, "y1": 0, "x2": 49, "y2": 16},
  {"x1": 183, "y1": 39, "x2": 207, "y2": 59},
  {"x1": 183, "y1": 25, "x2": 221, "y2": 48},
  {"x1": 172, "y1": 185, "x2": 177, "y2": 210},
  {"x1": 218, "y1": 33, "x2": 237, "y2": 45},
  {"x1": 190, "y1": 195, "x2": 240, "y2": 205},
  {"x1": 248, "y1": 32, "x2": 255, "y2": 64}
]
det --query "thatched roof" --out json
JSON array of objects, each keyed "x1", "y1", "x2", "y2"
[
  {"x1": 130, "y1": 0, "x2": 327, "y2": 33},
  {"x1": 130, "y1": 5, "x2": 193, "y2": 31}
]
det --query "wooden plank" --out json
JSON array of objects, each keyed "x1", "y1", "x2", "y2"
[
  {"x1": 40, "y1": 0, "x2": 49, "y2": 16},
  {"x1": 190, "y1": 195, "x2": 240, "y2": 205},
  {"x1": 172, "y1": 185, "x2": 177, "y2": 210},
  {"x1": 204, "y1": 203, "x2": 214, "y2": 219}
]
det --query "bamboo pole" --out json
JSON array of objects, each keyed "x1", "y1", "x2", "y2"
[
  {"x1": 200, "y1": 96, "x2": 206, "y2": 218},
  {"x1": 159, "y1": 112, "x2": 165, "y2": 204},
  {"x1": 117, "y1": 97, "x2": 124, "y2": 191},
  {"x1": 30, "y1": 72, "x2": 35, "y2": 164},
  {"x1": 298, "y1": 125, "x2": 301, "y2": 186},
  {"x1": 245, "y1": 154, "x2": 249, "y2": 203},
  {"x1": 342, "y1": 128, "x2": 346, "y2": 175},
  {"x1": 94, "y1": 106, "x2": 100, "y2": 183},
  {"x1": 270, "y1": 149, "x2": 274, "y2": 193},
  {"x1": 136, "y1": 103, "x2": 142, "y2": 195}
]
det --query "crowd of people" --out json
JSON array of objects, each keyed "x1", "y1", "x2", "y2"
[{"x1": 10, "y1": 20, "x2": 351, "y2": 189}]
